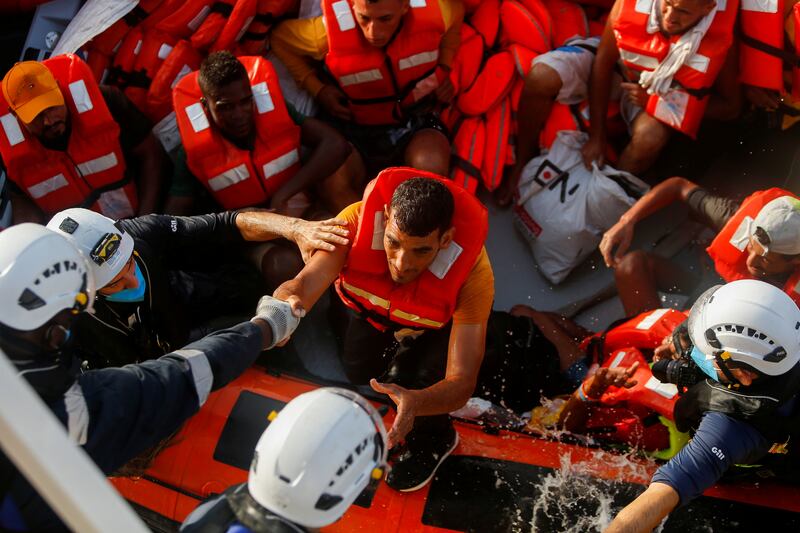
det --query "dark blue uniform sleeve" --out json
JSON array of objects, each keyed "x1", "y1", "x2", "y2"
[
  {"x1": 77, "y1": 321, "x2": 264, "y2": 472},
  {"x1": 651, "y1": 411, "x2": 771, "y2": 507},
  {"x1": 2, "y1": 322, "x2": 264, "y2": 531}
]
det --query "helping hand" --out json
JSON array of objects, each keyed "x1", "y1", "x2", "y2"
[
  {"x1": 291, "y1": 217, "x2": 350, "y2": 263},
  {"x1": 587, "y1": 362, "x2": 639, "y2": 397},
  {"x1": 252, "y1": 295, "x2": 302, "y2": 349},
  {"x1": 370, "y1": 379, "x2": 418, "y2": 449}
]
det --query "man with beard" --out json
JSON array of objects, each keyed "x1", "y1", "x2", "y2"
[{"x1": 0, "y1": 54, "x2": 170, "y2": 223}]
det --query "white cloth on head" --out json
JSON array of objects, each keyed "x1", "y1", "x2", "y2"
[{"x1": 638, "y1": 0, "x2": 717, "y2": 97}]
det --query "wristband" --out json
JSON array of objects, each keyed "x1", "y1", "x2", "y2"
[{"x1": 577, "y1": 382, "x2": 598, "y2": 403}]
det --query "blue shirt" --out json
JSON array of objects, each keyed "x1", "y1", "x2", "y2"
[{"x1": 652, "y1": 411, "x2": 771, "y2": 506}]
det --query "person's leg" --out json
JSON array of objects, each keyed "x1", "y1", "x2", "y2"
[
  {"x1": 383, "y1": 325, "x2": 456, "y2": 491},
  {"x1": 509, "y1": 306, "x2": 584, "y2": 372},
  {"x1": 617, "y1": 112, "x2": 672, "y2": 175},
  {"x1": 494, "y1": 63, "x2": 563, "y2": 205},
  {"x1": 340, "y1": 311, "x2": 396, "y2": 384},
  {"x1": 404, "y1": 128, "x2": 451, "y2": 176},
  {"x1": 316, "y1": 146, "x2": 368, "y2": 214},
  {"x1": 613, "y1": 250, "x2": 700, "y2": 316}
]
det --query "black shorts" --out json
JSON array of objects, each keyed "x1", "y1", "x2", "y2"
[
  {"x1": 324, "y1": 112, "x2": 448, "y2": 178},
  {"x1": 475, "y1": 311, "x2": 573, "y2": 413}
]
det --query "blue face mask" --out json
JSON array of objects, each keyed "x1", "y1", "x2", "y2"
[
  {"x1": 690, "y1": 346, "x2": 719, "y2": 381},
  {"x1": 105, "y1": 262, "x2": 146, "y2": 303}
]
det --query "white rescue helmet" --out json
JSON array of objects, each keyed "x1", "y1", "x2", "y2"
[
  {"x1": 47, "y1": 208, "x2": 134, "y2": 289},
  {"x1": 688, "y1": 279, "x2": 800, "y2": 377},
  {"x1": 248, "y1": 387, "x2": 388, "y2": 529},
  {"x1": 0, "y1": 224, "x2": 95, "y2": 331}
]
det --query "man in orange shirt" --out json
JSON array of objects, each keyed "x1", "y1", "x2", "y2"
[
  {"x1": 274, "y1": 167, "x2": 493, "y2": 492},
  {"x1": 271, "y1": 0, "x2": 462, "y2": 183}
]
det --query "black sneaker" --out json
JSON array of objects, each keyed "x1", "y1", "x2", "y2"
[{"x1": 385, "y1": 427, "x2": 459, "y2": 492}]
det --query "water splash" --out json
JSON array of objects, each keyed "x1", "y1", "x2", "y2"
[{"x1": 527, "y1": 452, "x2": 651, "y2": 533}]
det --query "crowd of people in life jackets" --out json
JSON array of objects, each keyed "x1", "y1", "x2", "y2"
[{"x1": 3, "y1": 0, "x2": 800, "y2": 530}]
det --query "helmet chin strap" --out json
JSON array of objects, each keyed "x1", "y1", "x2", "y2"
[{"x1": 713, "y1": 351, "x2": 752, "y2": 388}]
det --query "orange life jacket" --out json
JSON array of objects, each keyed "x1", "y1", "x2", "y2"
[
  {"x1": 706, "y1": 188, "x2": 800, "y2": 307},
  {"x1": 85, "y1": 0, "x2": 164, "y2": 57},
  {"x1": 578, "y1": 309, "x2": 688, "y2": 451},
  {"x1": 470, "y1": 0, "x2": 501, "y2": 48},
  {"x1": 482, "y1": 97, "x2": 512, "y2": 192},
  {"x1": 449, "y1": 26, "x2": 484, "y2": 96},
  {"x1": 456, "y1": 50, "x2": 516, "y2": 116},
  {"x1": 739, "y1": 0, "x2": 800, "y2": 100},
  {"x1": 449, "y1": 116, "x2": 485, "y2": 194},
  {"x1": 335, "y1": 167, "x2": 488, "y2": 331},
  {"x1": 235, "y1": 0, "x2": 297, "y2": 55},
  {"x1": 173, "y1": 56, "x2": 301, "y2": 210},
  {"x1": 147, "y1": 40, "x2": 204, "y2": 123},
  {"x1": 323, "y1": 0, "x2": 447, "y2": 125},
  {"x1": 125, "y1": 29, "x2": 180, "y2": 114},
  {"x1": 190, "y1": 0, "x2": 257, "y2": 53},
  {"x1": 154, "y1": 0, "x2": 214, "y2": 39},
  {"x1": 613, "y1": 0, "x2": 737, "y2": 138},
  {"x1": 0, "y1": 54, "x2": 135, "y2": 219},
  {"x1": 543, "y1": 0, "x2": 589, "y2": 48},
  {"x1": 582, "y1": 308, "x2": 688, "y2": 359},
  {"x1": 499, "y1": 0, "x2": 552, "y2": 53}
]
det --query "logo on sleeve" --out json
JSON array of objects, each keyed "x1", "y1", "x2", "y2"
[{"x1": 711, "y1": 446, "x2": 725, "y2": 460}]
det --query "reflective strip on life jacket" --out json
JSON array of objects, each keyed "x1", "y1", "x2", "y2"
[
  {"x1": 208, "y1": 164, "x2": 250, "y2": 191},
  {"x1": 263, "y1": 149, "x2": 300, "y2": 177},
  {"x1": 398, "y1": 50, "x2": 439, "y2": 70},
  {"x1": 331, "y1": 0, "x2": 357, "y2": 31},
  {"x1": 76, "y1": 153, "x2": 119, "y2": 176},
  {"x1": 340, "y1": 280, "x2": 391, "y2": 309},
  {"x1": 0, "y1": 114, "x2": 24, "y2": 146},
  {"x1": 185, "y1": 102, "x2": 211, "y2": 132},
  {"x1": 28, "y1": 174, "x2": 69, "y2": 199},
  {"x1": 339, "y1": 69, "x2": 384, "y2": 87}
]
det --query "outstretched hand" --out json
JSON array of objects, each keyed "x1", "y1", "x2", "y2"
[
  {"x1": 252, "y1": 295, "x2": 303, "y2": 349},
  {"x1": 290, "y1": 217, "x2": 350, "y2": 263},
  {"x1": 587, "y1": 362, "x2": 640, "y2": 398},
  {"x1": 370, "y1": 379, "x2": 418, "y2": 449}
]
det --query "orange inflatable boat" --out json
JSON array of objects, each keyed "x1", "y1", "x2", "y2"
[{"x1": 112, "y1": 364, "x2": 800, "y2": 532}]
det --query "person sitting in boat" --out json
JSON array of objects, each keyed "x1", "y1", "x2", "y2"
[
  {"x1": 607, "y1": 279, "x2": 800, "y2": 533},
  {"x1": 739, "y1": 0, "x2": 800, "y2": 128},
  {"x1": 0, "y1": 54, "x2": 171, "y2": 224},
  {"x1": 489, "y1": 305, "x2": 687, "y2": 458},
  {"x1": 273, "y1": 167, "x2": 494, "y2": 492},
  {"x1": 180, "y1": 387, "x2": 388, "y2": 533},
  {"x1": 496, "y1": 0, "x2": 740, "y2": 205},
  {"x1": 600, "y1": 178, "x2": 800, "y2": 316},
  {"x1": 46, "y1": 207, "x2": 348, "y2": 369},
  {"x1": 0, "y1": 224, "x2": 300, "y2": 531},
  {"x1": 270, "y1": 0, "x2": 461, "y2": 181},
  {"x1": 171, "y1": 51, "x2": 355, "y2": 216}
]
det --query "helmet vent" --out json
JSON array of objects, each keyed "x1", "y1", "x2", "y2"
[
  {"x1": 314, "y1": 493, "x2": 343, "y2": 511},
  {"x1": 279, "y1": 475, "x2": 291, "y2": 484},
  {"x1": 18, "y1": 288, "x2": 45, "y2": 310},
  {"x1": 717, "y1": 324, "x2": 776, "y2": 345}
]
